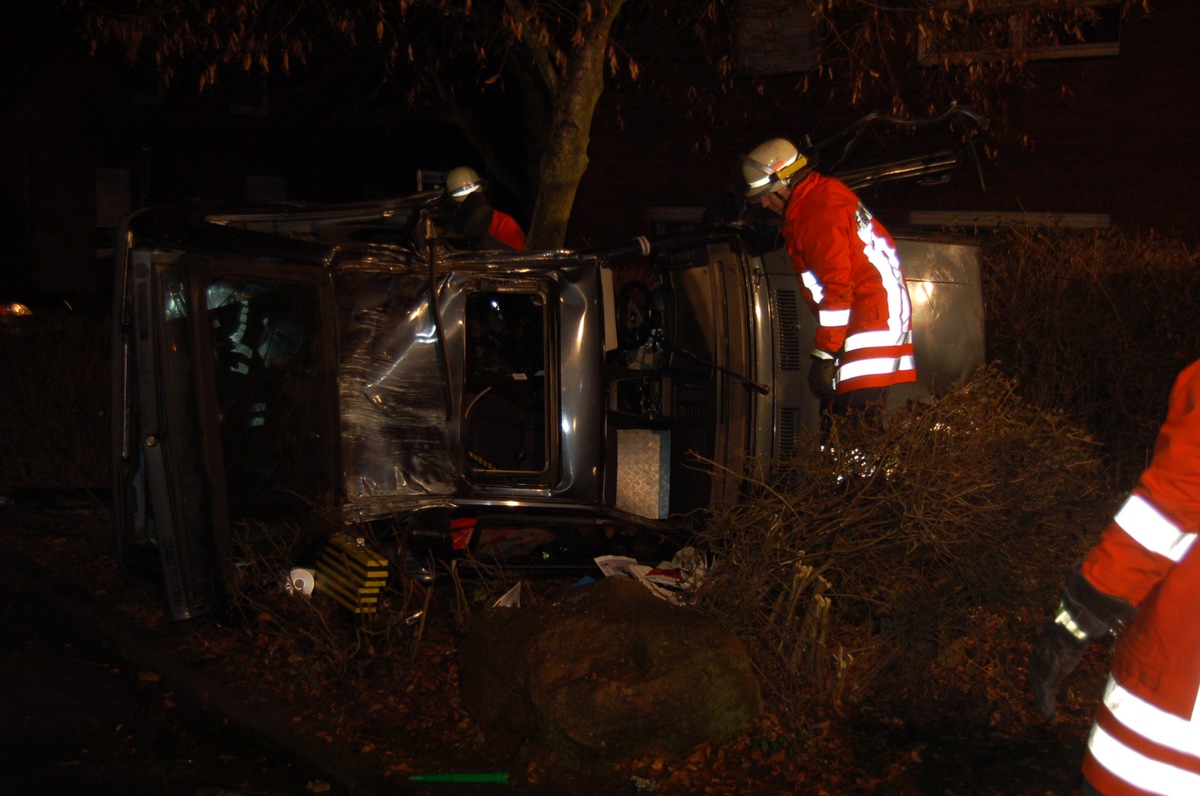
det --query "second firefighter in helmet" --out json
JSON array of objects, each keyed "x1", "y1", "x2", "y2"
[
  {"x1": 443, "y1": 166, "x2": 527, "y2": 251},
  {"x1": 744, "y1": 137, "x2": 915, "y2": 412}
]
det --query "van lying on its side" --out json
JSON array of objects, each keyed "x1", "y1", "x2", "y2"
[{"x1": 112, "y1": 111, "x2": 990, "y2": 619}]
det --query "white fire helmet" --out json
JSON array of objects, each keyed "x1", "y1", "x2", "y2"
[
  {"x1": 446, "y1": 166, "x2": 484, "y2": 202},
  {"x1": 742, "y1": 138, "x2": 810, "y2": 199}
]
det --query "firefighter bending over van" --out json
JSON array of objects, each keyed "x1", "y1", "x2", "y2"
[
  {"x1": 742, "y1": 137, "x2": 915, "y2": 413},
  {"x1": 443, "y1": 166, "x2": 526, "y2": 251}
]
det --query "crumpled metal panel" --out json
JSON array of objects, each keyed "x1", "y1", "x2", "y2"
[{"x1": 335, "y1": 269, "x2": 464, "y2": 501}]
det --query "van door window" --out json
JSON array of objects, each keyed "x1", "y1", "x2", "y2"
[{"x1": 463, "y1": 290, "x2": 547, "y2": 476}]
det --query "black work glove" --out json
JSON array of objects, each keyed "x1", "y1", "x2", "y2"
[
  {"x1": 1028, "y1": 565, "x2": 1135, "y2": 719},
  {"x1": 807, "y1": 352, "x2": 837, "y2": 402},
  {"x1": 1029, "y1": 621, "x2": 1089, "y2": 719}
]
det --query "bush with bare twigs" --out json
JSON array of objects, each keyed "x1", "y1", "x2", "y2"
[
  {"x1": 220, "y1": 518, "x2": 545, "y2": 686},
  {"x1": 688, "y1": 226, "x2": 1200, "y2": 734},
  {"x1": 692, "y1": 366, "x2": 1110, "y2": 728},
  {"x1": 222, "y1": 523, "x2": 433, "y2": 686}
]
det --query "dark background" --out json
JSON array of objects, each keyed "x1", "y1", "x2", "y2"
[{"x1": 3, "y1": 3, "x2": 1199, "y2": 304}]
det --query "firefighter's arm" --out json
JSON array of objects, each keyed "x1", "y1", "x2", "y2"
[
  {"x1": 1030, "y1": 358, "x2": 1200, "y2": 719},
  {"x1": 797, "y1": 215, "x2": 854, "y2": 356},
  {"x1": 1083, "y1": 358, "x2": 1200, "y2": 603}
]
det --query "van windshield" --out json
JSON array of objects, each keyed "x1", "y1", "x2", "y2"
[
  {"x1": 335, "y1": 270, "x2": 460, "y2": 500},
  {"x1": 202, "y1": 275, "x2": 333, "y2": 524}
]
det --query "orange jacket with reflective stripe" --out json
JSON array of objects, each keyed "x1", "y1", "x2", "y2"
[
  {"x1": 780, "y1": 173, "x2": 915, "y2": 394},
  {"x1": 1079, "y1": 357, "x2": 1200, "y2": 795}
]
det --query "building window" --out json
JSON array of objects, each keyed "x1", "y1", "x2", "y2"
[
  {"x1": 919, "y1": 0, "x2": 1122, "y2": 65},
  {"x1": 735, "y1": 0, "x2": 818, "y2": 76}
]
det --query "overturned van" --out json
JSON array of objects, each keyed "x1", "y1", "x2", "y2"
[{"x1": 110, "y1": 194, "x2": 985, "y2": 620}]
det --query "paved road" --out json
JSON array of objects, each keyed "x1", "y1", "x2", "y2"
[{"x1": 0, "y1": 571, "x2": 333, "y2": 795}]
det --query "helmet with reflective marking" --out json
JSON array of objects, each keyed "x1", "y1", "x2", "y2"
[
  {"x1": 742, "y1": 138, "x2": 810, "y2": 199},
  {"x1": 446, "y1": 166, "x2": 484, "y2": 202}
]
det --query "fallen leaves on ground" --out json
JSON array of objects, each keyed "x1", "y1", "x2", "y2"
[{"x1": 0, "y1": 502, "x2": 1103, "y2": 794}]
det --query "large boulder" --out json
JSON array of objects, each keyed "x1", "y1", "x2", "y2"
[{"x1": 458, "y1": 576, "x2": 761, "y2": 762}]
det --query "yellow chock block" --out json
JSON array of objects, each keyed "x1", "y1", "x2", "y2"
[{"x1": 315, "y1": 534, "x2": 389, "y2": 614}]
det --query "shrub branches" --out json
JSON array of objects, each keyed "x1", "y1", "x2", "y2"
[
  {"x1": 983, "y1": 226, "x2": 1200, "y2": 484},
  {"x1": 692, "y1": 366, "x2": 1107, "y2": 726}
]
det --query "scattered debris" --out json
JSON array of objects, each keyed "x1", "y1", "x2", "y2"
[
  {"x1": 284, "y1": 567, "x2": 314, "y2": 597},
  {"x1": 492, "y1": 582, "x2": 522, "y2": 608},
  {"x1": 594, "y1": 546, "x2": 708, "y2": 604}
]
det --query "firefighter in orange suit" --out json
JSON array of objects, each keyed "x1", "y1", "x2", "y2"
[
  {"x1": 743, "y1": 138, "x2": 916, "y2": 413},
  {"x1": 444, "y1": 166, "x2": 527, "y2": 251},
  {"x1": 1030, "y1": 357, "x2": 1200, "y2": 795}
]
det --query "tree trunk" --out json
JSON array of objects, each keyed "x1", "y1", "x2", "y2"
[{"x1": 525, "y1": 0, "x2": 626, "y2": 250}]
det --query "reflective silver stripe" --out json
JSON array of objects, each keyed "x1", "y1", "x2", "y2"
[
  {"x1": 1054, "y1": 601, "x2": 1090, "y2": 641},
  {"x1": 844, "y1": 329, "x2": 914, "y2": 351},
  {"x1": 838, "y1": 355, "x2": 915, "y2": 383},
  {"x1": 226, "y1": 303, "x2": 254, "y2": 368},
  {"x1": 746, "y1": 174, "x2": 772, "y2": 190},
  {"x1": 801, "y1": 270, "x2": 824, "y2": 303},
  {"x1": 856, "y1": 214, "x2": 911, "y2": 338},
  {"x1": 1102, "y1": 678, "x2": 1200, "y2": 752},
  {"x1": 1115, "y1": 494, "x2": 1197, "y2": 562},
  {"x1": 819, "y1": 308, "x2": 851, "y2": 327},
  {"x1": 1088, "y1": 677, "x2": 1200, "y2": 792},
  {"x1": 1088, "y1": 723, "x2": 1200, "y2": 795}
]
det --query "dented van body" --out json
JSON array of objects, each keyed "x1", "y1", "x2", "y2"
[{"x1": 110, "y1": 196, "x2": 984, "y2": 620}]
